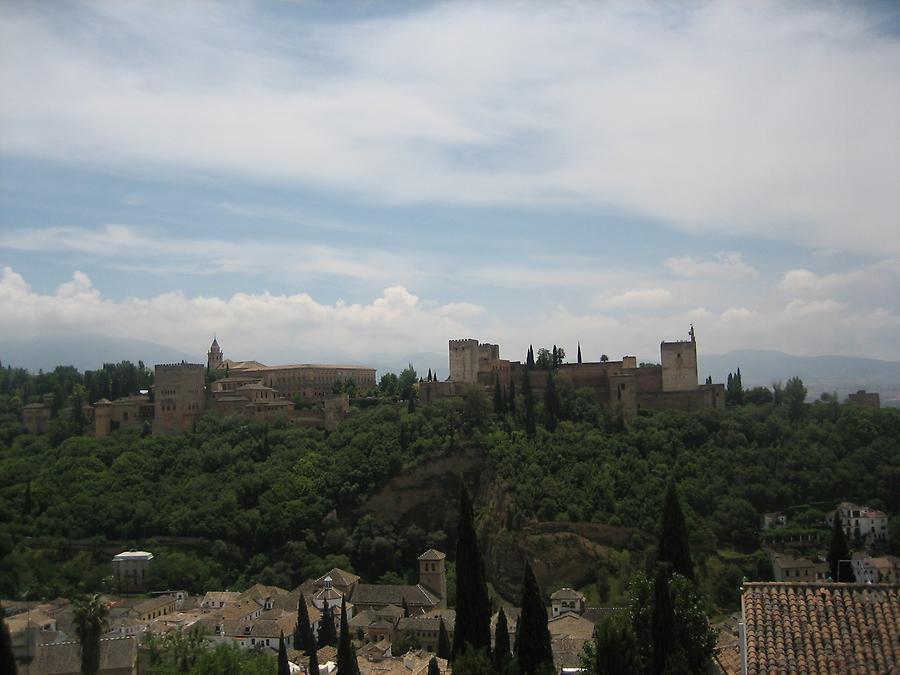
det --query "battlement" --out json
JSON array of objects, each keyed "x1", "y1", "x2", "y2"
[
  {"x1": 449, "y1": 338, "x2": 478, "y2": 347},
  {"x1": 155, "y1": 363, "x2": 205, "y2": 371},
  {"x1": 661, "y1": 340, "x2": 694, "y2": 347}
]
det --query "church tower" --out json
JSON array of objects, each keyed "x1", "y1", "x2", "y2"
[
  {"x1": 207, "y1": 337, "x2": 223, "y2": 371},
  {"x1": 418, "y1": 549, "x2": 447, "y2": 607}
]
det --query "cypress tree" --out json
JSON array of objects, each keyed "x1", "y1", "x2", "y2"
[
  {"x1": 428, "y1": 656, "x2": 440, "y2": 675},
  {"x1": 827, "y1": 514, "x2": 854, "y2": 582},
  {"x1": 319, "y1": 603, "x2": 337, "y2": 648},
  {"x1": 493, "y1": 607, "x2": 511, "y2": 674},
  {"x1": 551, "y1": 345, "x2": 558, "y2": 370},
  {"x1": 0, "y1": 601, "x2": 17, "y2": 675},
  {"x1": 515, "y1": 562, "x2": 553, "y2": 675},
  {"x1": 452, "y1": 486, "x2": 492, "y2": 660},
  {"x1": 651, "y1": 566, "x2": 674, "y2": 675},
  {"x1": 278, "y1": 631, "x2": 290, "y2": 675},
  {"x1": 336, "y1": 597, "x2": 359, "y2": 675},
  {"x1": 408, "y1": 394, "x2": 416, "y2": 414},
  {"x1": 508, "y1": 378, "x2": 516, "y2": 413},
  {"x1": 309, "y1": 644, "x2": 320, "y2": 675},
  {"x1": 577, "y1": 342, "x2": 582, "y2": 364},
  {"x1": 526, "y1": 346, "x2": 535, "y2": 370},
  {"x1": 522, "y1": 370, "x2": 536, "y2": 438},
  {"x1": 494, "y1": 374, "x2": 505, "y2": 415},
  {"x1": 294, "y1": 593, "x2": 313, "y2": 655},
  {"x1": 544, "y1": 373, "x2": 559, "y2": 432},
  {"x1": 657, "y1": 481, "x2": 694, "y2": 581},
  {"x1": 437, "y1": 616, "x2": 451, "y2": 660},
  {"x1": 427, "y1": 368, "x2": 433, "y2": 382}
]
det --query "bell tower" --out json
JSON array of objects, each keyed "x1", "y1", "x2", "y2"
[
  {"x1": 207, "y1": 337, "x2": 223, "y2": 371},
  {"x1": 418, "y1": 549, "x2": 447, "y2": 607}
]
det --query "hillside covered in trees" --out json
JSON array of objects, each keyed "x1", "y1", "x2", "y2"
[{"x1": 0, "y1": 363, "x2": 898, "y2": 613}]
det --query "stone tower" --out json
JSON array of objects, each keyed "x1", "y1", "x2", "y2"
[
  {"x1": 418, "y1": 549, "x2": 447, "y2": 607},
  {"x1": 207, "y1": 337, "x2": 223, "y2": 371},
  {"x1": 153, "y1": 363, "x2": 206, "y2": 434},
  {"x1": 660, "y1": 337, "x2": 698, "y2": 392}
]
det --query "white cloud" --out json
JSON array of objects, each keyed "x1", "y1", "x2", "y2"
[
  {"x1": 664, "y1": 252, "x2": 758, "y2": 280},
  {"x1": 783, "y1": 298, "x2": 846, "y2": 317},
  {"x1": 594, "y1": 287, "x2": 672, "y2": 309},
  {"x1": 0, "y1": 2, "x2": 897, "y2": 253},
  {"x1": 0, "y1": 267, "x2": 480, "y2": 362},
  {"x1": 0, "y1": 224, "x2": 401, "y2": 284},
  {"x1": 721, "y1": 307, "x2": 754, "y2": 322},
  {"x1": 3, "y1": 266, "x2": 900, "y2": 366}
]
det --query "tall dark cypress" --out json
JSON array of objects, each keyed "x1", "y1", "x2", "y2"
[
  {"x1": 427, "y1": 656, "x2": 440, "y2": 675},
  {"x1": 515, "y1": 562, "x2": 553, "y2": 675},
  {"x1": 551, "y1": 345, "x2": 558, "y2": 370},
  {"x1": 309, "y1": 644, "x2": 320, "y2": 675},
  {"x1": 651, "y1": 565, "x2": 674, "y2": 675},
  {"x1": 657, "y1": 481, "x2": 694, "y2": 581},
  {"x1": 278, "y1": 631, "x2": 290, "y2": 675},
  {"x1": 437, "y1": 616, "x2": 451, "y2": 660},
  {"x1": 544, "y1": 373, "x2": 559, "y2": 432},
  {"x1": 319, "y1": 603, "x2": 337, "y2": 648},
  {"x1": 0, "y1": 601, "x2": 17, "y2": 675},
  {"x1": 493, "y1": 607, "x2": 511, "y2": 674},
  {"x1": 521, "y1": 369, "x2": 536, "y2": 438},
  {"x1": 577, "y1": 342, "x2": 582, "y2": 364},
  {"x1": 336, "y1": 597, "x2": 359, "y2": 675},
  {"x1": 294, "y1": 593, "x2": 313, "y2": 655},
  {"x1": 508, "y1": 378, "x2": 516, "y2": 413},
  {"x1": 452, "y1": 486, "x2": 492, "y2": 660},
  {"x1": 494, "y1": 374, "x2": 505, "y2": 415},
  {"x1": 526, "y1": 345, "x2": 535, "y2": 369},
  {"x1": 827, "y1": 514, "x2": 854, "y2": 582}
]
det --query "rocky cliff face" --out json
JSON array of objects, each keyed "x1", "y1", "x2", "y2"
[{"x1": 354, "y1": 445, "x2": 642, "y2": 601}]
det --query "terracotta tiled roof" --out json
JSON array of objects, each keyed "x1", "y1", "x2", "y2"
[
  {"x1": 315, "y1": 568, "x2": 361, "y2": 588},
  {"x1": 550, "y1": 587, "x2": 584, "y2": 601},
  {"x1": 31, "y1": 636, "x2": 137, "y2": 674},
  {"x1": 741, "y1": 582, "x2": 900, "y2": 675},
  {"x1": 547, "y1": 613, "x2": 595, "y2": 640},
  {"x1": 132, "y1": 594, "x2": 176, "y2": 617},
  {"x1": 350, "y1": 584, "x2": 440, "y2": 608},
  {"x1": 239, "y1": 582, "x2": 289, "y2": 604},
  {"x1": 423, "y1": 608, "x2": 455, "y2": 631},
  {"x1": 417, "y1": 549, "x2": 446, "y2": 561}
]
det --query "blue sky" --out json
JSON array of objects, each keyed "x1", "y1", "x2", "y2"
[{"x1": 1, "y1": 1, "x2": 898, "y2": 365}]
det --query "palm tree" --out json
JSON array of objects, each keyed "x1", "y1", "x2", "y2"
[{"x1": 72, "y1": 594, "x2": 108, "y2": 675}]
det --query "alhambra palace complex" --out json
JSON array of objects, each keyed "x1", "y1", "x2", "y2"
[
  {"x1": 22, "y1": 330, "x2": 724, "y2": 436},
  {"x1": 422, "y1": 328, "x2": 724, "y2": 419}
]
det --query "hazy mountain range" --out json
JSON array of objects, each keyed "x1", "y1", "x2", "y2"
[{"x1": 2, "y1": 336, "x2": 897, "y2": 407}]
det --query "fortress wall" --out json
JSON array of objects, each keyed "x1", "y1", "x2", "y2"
[
  {"x1": 637, "y1": 383, "x2": 724, "y2": 412},
  {"x1": 634, "y1": 365, "x2": 664, "y2": 393}
]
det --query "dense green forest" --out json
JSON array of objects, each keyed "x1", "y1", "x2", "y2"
[{"x1": 1, "y1": 361, "x2": 898, "y2": 614}]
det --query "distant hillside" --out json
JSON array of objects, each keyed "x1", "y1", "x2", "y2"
[
  {"x1": 700, "y1": 350, "x2": 900, "y2": 406},
  {"x1": 0, "y1": 334, "x2": 197, "y2": 372}
]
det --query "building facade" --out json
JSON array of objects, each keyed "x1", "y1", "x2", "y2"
[{"x1": 112, "y1": 550, "x2": 154, "y2": 593}]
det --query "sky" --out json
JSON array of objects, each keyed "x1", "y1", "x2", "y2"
[{"x1": 1, "y1": 0, "x2": 899, "y2": 367}]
